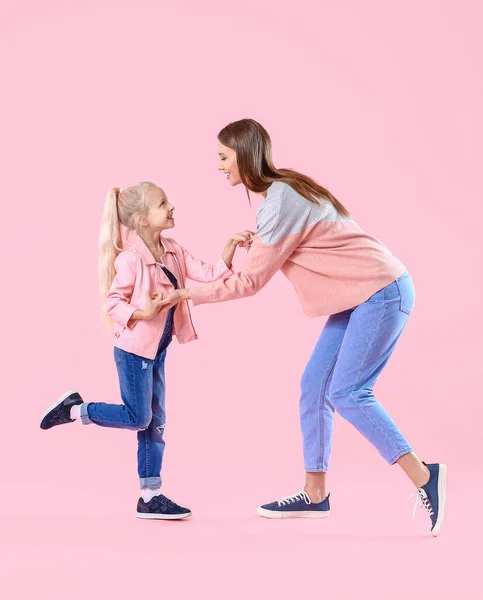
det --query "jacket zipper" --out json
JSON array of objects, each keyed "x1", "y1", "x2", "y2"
[
  {"x1": 150, "y1": 262, "x2": 170, "y2": 359},
  {"x1": 172, "y1": 253, "x2": 199, "y2": 340}
]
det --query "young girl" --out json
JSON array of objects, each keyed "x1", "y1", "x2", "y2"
[{"x1": 40, "y1": 181, "x2": 252, "y2": 520}]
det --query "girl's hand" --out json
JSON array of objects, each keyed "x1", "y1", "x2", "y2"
[
  {"x1": 228, "y1": 230, "x2": 254, "y2": 251},
  {"x1": 222, "y1": 230, "x2": 254, "y2": 271},
  {"x1": 143, "y1": 291, "x2": 166, "y2": 320}
]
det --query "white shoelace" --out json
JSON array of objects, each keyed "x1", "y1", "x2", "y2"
[
  {"x1": 409, "y1": 488, "x2": 434, "y2": 518},
  {"x1": 277, "y1": 490, "x2": 311, "y2": 507}
]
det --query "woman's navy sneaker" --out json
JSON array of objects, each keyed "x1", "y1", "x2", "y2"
[
  {"x1": 136, "y1": 494, "x2": 192, "y2": 520},
  {"x1": 258, "y1": 490, "x2": 330, "y2": 519},
  {"x1": 40, "y1": 390, "x2": 84, "y2": 430},
  {"x1": 415, "y1": 462, "x2": 447, "y2": 536}
]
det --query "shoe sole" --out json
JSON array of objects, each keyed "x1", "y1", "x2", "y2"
[
  {"x1": 431, "y1": 463, "x2": 447, "y2": 537},
  {"x1": 39, "y1": 389, "x2": 82, "y2": 429},
  {"x1": 136, "y1": 512, "x2": 192, "y2": 520},
  {"x1": 257, "y1": 507, "x2": 330, "y2": 519}
]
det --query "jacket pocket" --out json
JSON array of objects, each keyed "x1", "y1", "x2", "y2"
[
  {"x1": 128, "y1": 318, "x2": 139, "y2": 331},
  {"x1": 114, "y1": 325, "x2": 126, "y2": 339}
]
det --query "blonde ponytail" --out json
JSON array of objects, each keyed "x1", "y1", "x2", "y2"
[
  {"x1": 98, "y1": 182, "x2": 157, "y2": 330},
  {"x1": 98, "y1": 187, "x2": 123, "y2": 328}
]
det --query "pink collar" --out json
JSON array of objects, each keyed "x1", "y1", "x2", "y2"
[{"x1": 120, "y1": 224, "x2": 176, "y2": 265}]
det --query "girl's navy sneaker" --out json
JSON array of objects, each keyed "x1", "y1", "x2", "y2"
[
  {"x1": 40, "y1": 390, "x2": 84, "y2": 430},
  {"x1": 258, "y1": 490, "x2": 330, "y2": 519},
  {"x1": 415, "y1": 462, "x2": 447, "y2": 536},
  {"x1": 136, "y1": 494, "x2": 192, "y2": 520}
]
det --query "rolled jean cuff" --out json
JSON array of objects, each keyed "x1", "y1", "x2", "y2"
[
  {"x1": 140, "y1": 476, "x2": 162, "y2": 490},
  {"x1": 80, "y1": 403, "x2": 93, "y2": 425},
  {"x1": 388, "y1": 446, "x2": 413, "y2": 465}
]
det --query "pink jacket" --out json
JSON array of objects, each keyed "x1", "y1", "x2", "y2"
[
  {"x1": 105, "y1": 225, "x2": 233, "y2": 359},
  {"x1": 190, "y1": 182, "x2": 406, "y2": 316}
]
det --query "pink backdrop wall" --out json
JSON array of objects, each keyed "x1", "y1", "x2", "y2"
[{"x1": 2, "y1": 1, "x2": 482, "y2": 598}]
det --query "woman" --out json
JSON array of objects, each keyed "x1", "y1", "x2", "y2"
[{"x1": 160, "y1": 119, "x2": 446, "y2": 536}]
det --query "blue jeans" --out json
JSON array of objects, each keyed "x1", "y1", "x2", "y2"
[
  {"x1": 80, "y1": 329, "x2": 173, "y2": 490},
  {"x1": 300, "y1": 271, "x2": 416, "y2": 471}
]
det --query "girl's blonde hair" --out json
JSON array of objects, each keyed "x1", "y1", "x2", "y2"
[{"x1": 98, "y1": 181, "x2": 157, "y2": 328}]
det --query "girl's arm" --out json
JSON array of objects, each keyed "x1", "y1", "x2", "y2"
[
  {"x1": 105, "y1": 252, "x2": 163, "y2": 328},
  {"x1": 105, "y1": 252, "x2": 139, "y2": 328},
  {"x1": 221, "y1": 232, "x2": 253, "y2": 271},
  {"x1": 181, "y1": 231, "x2": 252, "y2": 283}
]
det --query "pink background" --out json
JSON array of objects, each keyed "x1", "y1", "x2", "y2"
[{"x1": 2, "y1": 1, "x2": 482, "y2": 598}]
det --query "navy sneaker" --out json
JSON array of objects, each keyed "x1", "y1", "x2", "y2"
[
  {"x1": 416, "y1": 463, "x2": 447, "y2": 537},
  {"x1": 136, "y1": 494, "x2": 192, "y2": 520},
  {"x1": 40, "y1": 390, "x2": 84, "y2": 430},
  {"x1": 258, "y1": 490, "x2": 330, "y2": 519}
]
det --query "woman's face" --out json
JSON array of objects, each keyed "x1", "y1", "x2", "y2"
[{"x1": 218, "y1": 142, "x2": 242, "y2": 186}]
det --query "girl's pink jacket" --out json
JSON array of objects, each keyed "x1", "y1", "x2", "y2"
[{"x1": 105, "y1": 225, "x2": 233, "y2": 359}]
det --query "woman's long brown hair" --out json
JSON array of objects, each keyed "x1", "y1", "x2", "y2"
[{"x1": 218, "y1": 118, "x2": 350, "y2": 217}]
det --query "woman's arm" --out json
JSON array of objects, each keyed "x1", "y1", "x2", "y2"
[
  {"x1": 188, "y1": 189, "x2": 303, "y2": 306},
  {"x1": 160, "y1": 231, "x2": 296, "y2": 310},
  {"x1": 190, "y1": 233, "x2": 295, "y2": 305},
  {"x1": 160, "y1": 191, "x2": 304, "y2": 310}
]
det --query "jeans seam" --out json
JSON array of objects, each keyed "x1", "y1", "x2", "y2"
[
  {"x1": 349, "y1": 300, "x2": 401, "y2": 458},
  {"x1": 85, "y1": 416, "x2": 138, "y2": 427},
  {"x1": 350, "y1": 301, "x2": 386, "y2": 395},
  {"x1": 317, "y1": 350, "x2": 341, "y2": 470},
  {"x1": 145, "y1": 428, "x2": 150, "y2": 478},
  {"x1": 356, "y1": 396, "x2": 402, "y2": 458},
  {"x1": 128, "y1": 352, "x2": 147, "y2": 480}
]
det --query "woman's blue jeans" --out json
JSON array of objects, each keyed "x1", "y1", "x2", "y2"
[{"x1": 300, "y1": 272, "x2": 416, "y2": 471}]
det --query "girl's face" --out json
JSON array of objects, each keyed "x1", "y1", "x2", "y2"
[
  {"x1": 218, "y1": 142, "x2": 242, "y2": 186},
  {"x1": 143, "y1": 187, "x2": 175, "y2": 231}
]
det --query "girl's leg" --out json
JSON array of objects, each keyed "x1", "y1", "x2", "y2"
[
  {"x1": 300, "y1": 310, "x2": 351, "y2": 501},
  {"x1": 327, "y1": 274, "x2": 416, "y2": 469},
  {"x1": 81, "y1": 348, "x2": 154, "y2": 430},
  {"x1": 134, "y1": 346, "x2": 191, "y2": 520},
  {"x1": 138, "y1": 349, "x2": 167, "y2": 492}
]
